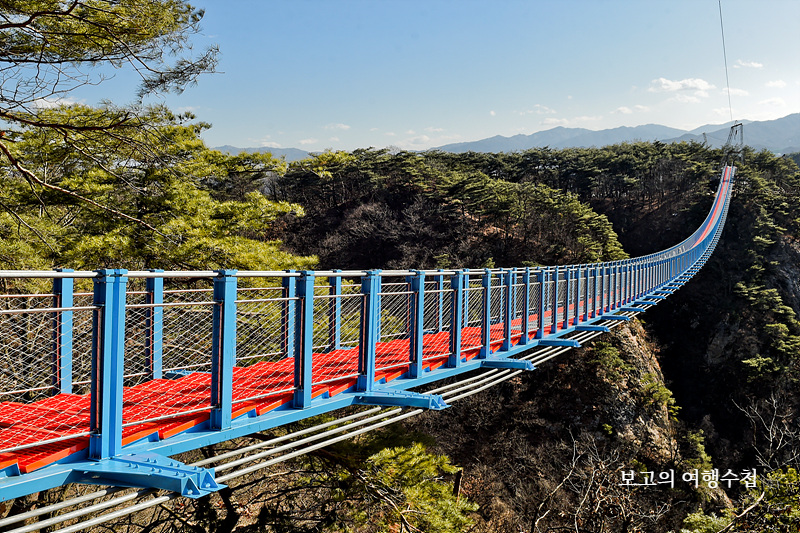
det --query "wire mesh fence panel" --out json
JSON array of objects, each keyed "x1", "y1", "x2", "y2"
[
  {"x1": 568, "y1": 277, "x2": 578, "y2": 325},
  {"x1": 71, "y1": 292, "x2": 95, "y2": 394},
  {"x1": 542, "y1": 279, "x2": 554, "y2": 330},
  {"x1": 556, "y1": 279, "x2": 567, "y2": 325},
  {"x1": 236, "y1": 286, "x2": 287, "y2": 365},
  {"x1": 461, "y1": 277, "x2": 484, "y2": 358},
  {"x1": 0, "y1": 294, "x2": 58, "y2": 401},
  {"x1": 122, "y1": 289, "x2": 152, "y2": 388},
  {"x1": 489, "y1": 276, "x2": 504, "y2": 324},
  {"x1": 528, "y1": 281, "x2": 541, "y2": 333},
  {"x1": 511, "y1": 280, "x2": 525, "y2": 335},
  {"x1": 161, "y1": 288, "x2": 214, "y2": 375},
  {"x1": 0, "y1": 289, "x2": 95, "y2": 455},
  {"x1": 376, "y1": 279, "x2": 412, "y2": 374},
  {"x1": 577, "y1": 276, "x2": 586, "y2": 320},
  {"x1": 338, "y1": 287, "x2": 363, "y2": 348},
  {"x1": 488, "y1": 275, "x2": 506, "y2": 348},
  {"x1": 232, "y1": 285, "x2": 297, "y2": 409},
  {"x1": 421, "y1": 284, "x2": 451, "y2": 362},
  {"x1": 311, "y1": 286, "x2": 363, "y2": 388}
]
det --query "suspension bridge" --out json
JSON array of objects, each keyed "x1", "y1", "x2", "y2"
[{"x1": 0, "y1": 147, "x2": 737, "y2": 528}]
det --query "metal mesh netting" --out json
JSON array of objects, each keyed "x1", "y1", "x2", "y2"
[
  {"x1": 422, "y1": 280, "x2": 451, "y2": 363},
  {"x1": 237, "y1": 286, "x2": 288, "y2": 364},
  {"x1": 0, "y1": 288, "x2": 98, "y2": 454},
  {"x1": 0, "y1": 294, "x2": 60, "y2": 400},
  {"x1": 161, "y1": 288, "x2": 214, "y2": 375},
  {"x1": 528, "y1": 282, "x2": 541, "y2": 333},
  {"x1": 556, "y1": 278, "x2": 567, "y2": 325},
  {"x1": 542, "y1": 279, "x2": 553, "y2": 330},
  {"x1": 511, "y1": 279, "x2": 525, "y2": 335},
  {"x1": 568, "y1": 277, "x2": 578, "y2": 325},
  {"x1": 375, "y1": 279, "x2": 412, "y2": 374},
  {"x1": 461, "y1": 275, "x2": 484, "y2": 357}
]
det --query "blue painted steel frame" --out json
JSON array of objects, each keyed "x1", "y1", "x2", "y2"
[{"x1": 0, "y1": 166, "x2": 735, "y2": 502}]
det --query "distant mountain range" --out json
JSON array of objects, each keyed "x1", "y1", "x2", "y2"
[
  {"x1": 435, "y1": 113, "x2": 800, "y2": 154},
  {"x1": 215, "y1": 113, "x2": 800, "y2": 160}
]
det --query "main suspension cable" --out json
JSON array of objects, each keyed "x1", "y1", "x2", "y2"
[{"x1": 718, "y1": 0, "x2": 734, "y2": 123}]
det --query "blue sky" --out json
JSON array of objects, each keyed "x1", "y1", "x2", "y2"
[{"x1": 74, "y1": 0, "x2": 800, "y2": 151}]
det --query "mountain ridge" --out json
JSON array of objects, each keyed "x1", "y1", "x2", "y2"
[{"x1": 214, "y1": 112, "x2": 800, "y2": 159}]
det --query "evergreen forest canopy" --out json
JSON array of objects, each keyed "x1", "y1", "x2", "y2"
[{"x1": 5, "y1": 2, "x2": 800, "y2": 531}]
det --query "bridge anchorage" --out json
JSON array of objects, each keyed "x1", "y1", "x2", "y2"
[{"x1": 0, "y1": 157, "x2": 735, "y2": 518}]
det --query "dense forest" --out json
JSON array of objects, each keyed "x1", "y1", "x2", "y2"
[{"x1": 3, "y1": 2, "x2": 800, "y2": 531}]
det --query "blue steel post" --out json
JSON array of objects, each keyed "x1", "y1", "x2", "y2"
[
  {"x1": 520, "y1": 268, "x2": 531, "y2": 346},
  {"x1": 594, "y1": 264, "x2": 602, "y2": 317},
  {"x1": 53, "y1": 269, "x2": 73, "y2": 395},
  {"x1": 211, "y1": 270, "x2": 237, "y2": 430},
  {"x1": 357, "y1": 270, "x2": 381, "y2": 391},
  {"x1": 145, "y1": 270, "x2": 164, "y2": 380},
  {"x1": 552, "y1": 267, "x2": 560, "y2": 333},
  {"x1": 573, "y1": 266, "x2": 581, "y2": 326},
  {"x1": 89, "y1": 269, "x2": 128, "y2": 460},
  {"x1": 294, "y1": 271, "x2": 316, "y2": 406},
  {"x1": 583, "y1": 266, "x2": 591, "y2": 321},
  {"x1": 479, "y1": 269, "x2": 492, "y2": 358},
  {"x1": 561, "y1": 268, "x2": 571, "y2": 330},
  {"x1": 282, "y1": 271, "x2": 296, "y2": 358},
  {"x1": 407, "y1": 271, "x2": 425, "y2": 378},
  {"x1": 448, "y1": 270, "x2": 465, "y2": 367},
  {"x1": 535, "y1": 270, "x2": 546, "y2": 339},
  {"x1": 502, "y1": 269, "x2": 513, "y2": 351},
  {"x1": 328, "y1": 270, "x2": 342, "y2": 351}
]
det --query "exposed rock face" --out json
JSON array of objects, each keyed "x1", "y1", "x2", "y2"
[{"x1": 407, "y1": 320, "x2": 726, "y2": 532}]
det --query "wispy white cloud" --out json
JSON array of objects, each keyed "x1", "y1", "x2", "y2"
[
  {"x1": 425, "y1": 126, "x2": 445, "y2": 133},
  {"x1": 766, "y1": 80, "x2": 787, "y2": 88},
  {"x1": 490, "y1": 110, "x2": 496, "y2": 116},
  {"x1": 724, "y1": 88, "x2": 749, "y2": 96},
  {"x1": 634, "y1": 105, "x2": 650, "y2": 112},
  {"x1": 329, "y1": 137, "x2": 340, "y2": 142},
  {"x1": 649, "y1": 77, "x2": 715, "y2": 95},
  {"x1": 299, "y1": 138, "x2": 318, "y2": 145},
  {"x1": 260, "y1": 140, "x2": 282, "y2": 148},
  {"x1": 519, "y1": 104, "x2": 557, "y2": 116},
  {"x1": 759, "y1": 97, "x2": 786, "y2": 107},
  {"x1": 31, "y1": 97, "x2": 82, "y2": 109},
  {"x1": 324, "y1": 123, "x2": 351, "y2": 131},
  {"x1": 542, "y1": 117, "x2": 570, "y2": 127},
  {"x1": 614, "y1": 106, "x2": 634, "y2": 114},
  {"x1": 735, "y1": 59, "x2": 763, "y2": 69}
]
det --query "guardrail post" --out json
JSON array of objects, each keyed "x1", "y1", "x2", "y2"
[
  {"x1": 502, "y1": 269, "x2": 513, "y2": 351},
  {"x1": 552, "y1": 266, "x2": 560, "y2": 333},
  {"x1": 520, "y1": 268, "x2": 531, "y2": 346},
  {"x1": 407, "y1": 270, "x2": 425, "y2": 378},
  {"x1": 294, "y1": 271, "x2": 316, "y2": 406},
  {"x1": 479, "y1": 269, "x2": 492, "y2": 358},
  {"x1": 53, "y1": 269, "x2": 73, "y2": 395},
  {"x1": 582, "y1": 266, "x2": 590, "y2": 321},
  {"x1": 282, "y1": 270, "x2": 296, "y2": 358},
  {"x1": 448, "y1": 270, "x2": 465, "y2": 367},
  {"x1": 145, "y1": 269, "x2": 163, "y2": 380},
  {"x1": 357, "y1": 270, "x2": 380, "y2": 391},
  {"x1": 573, "y1": 266, "x2": 581, "y2": 326},
  {"x1": 562, "y1": 267, "x2": 571, "y2": 329},
  {"x1": 89, "y1": 269, "x2": 128, "y2": 460},
  {"x1": 436, "y1": 270, "x2": 445, "y2": 333},
  {"x1": 211, "y1": 270, "x2": 237, "y2": 430},
  {"x1": 535, "y1": 269, "x2": 546, "y2": 339},
  {"x1": 328, "y1": 270, "x2": 342, "y2": 351}
]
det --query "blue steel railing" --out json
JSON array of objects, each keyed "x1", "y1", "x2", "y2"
[{"x1": 0, "y1": 165, "x2": 734, "y2": 501}]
